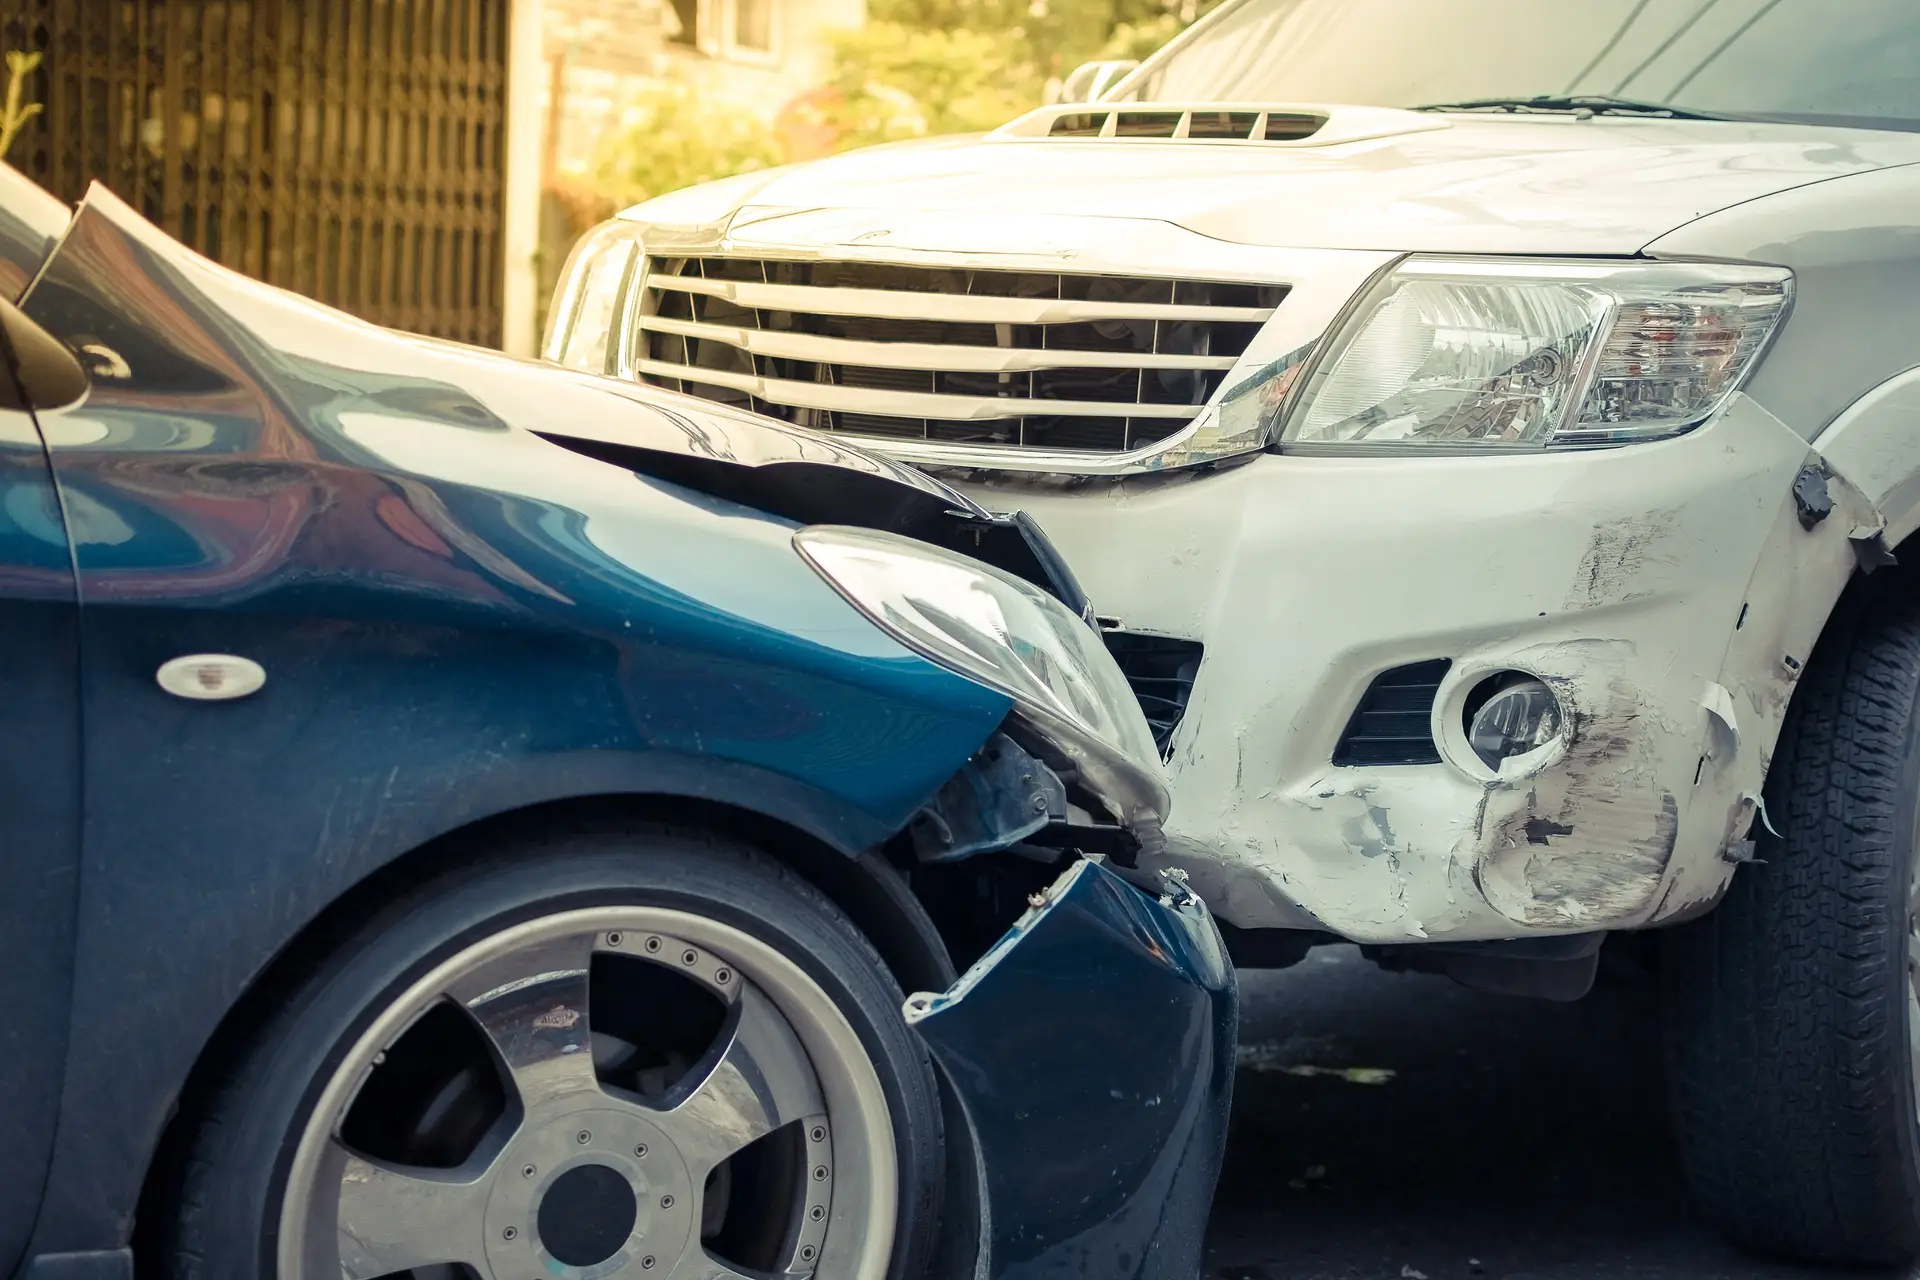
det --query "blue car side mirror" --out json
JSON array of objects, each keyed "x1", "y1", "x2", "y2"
[{"x1": 0, "y1": 294, "x2": 86, "y2": 415}]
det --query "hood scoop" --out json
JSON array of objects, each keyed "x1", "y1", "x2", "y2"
[{"x1": 996, "y1": 102, "x2": 1449, "y2": 148}]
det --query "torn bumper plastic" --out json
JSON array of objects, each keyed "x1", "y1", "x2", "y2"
[{"x1": 905, "y1": 858, "x2": 1237, "y2": 1280}]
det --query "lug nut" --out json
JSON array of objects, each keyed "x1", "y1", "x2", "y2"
[
  {"x1": 522, "y1": 1163, "x2": 536, "y2": 1179},
  {"x1": 660, "y1": 1194, "x2": 676, "y2": 1209},
  {"x1": 502, "y1": 1225, "x2": 518, "y2": 1241},
  {"x1": 634, "y1": 1143, "x2": 649, "y2": 1158},
  {"x1": 576, "y1": 1130, "x2": 592, "y2": 1144},
  {"x1": 641, "y1": 1257, "x2": 656, "y2": 1271}
]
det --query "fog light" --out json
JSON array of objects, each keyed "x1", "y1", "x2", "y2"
[{"x1": 1467, "y1": 676, "x2": 1561, "y2": 769}]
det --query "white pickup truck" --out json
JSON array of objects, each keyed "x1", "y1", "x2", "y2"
[{"x1": 544, "y1": 0, "x2": 1920, "y2": 1263}]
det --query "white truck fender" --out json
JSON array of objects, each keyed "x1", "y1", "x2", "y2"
[{"x1": 1814, "y1": 367, "x2": 1920, "y2": 550}]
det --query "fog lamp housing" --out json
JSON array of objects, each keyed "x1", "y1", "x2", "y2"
[{"x1": 1467, "y1": 675, "x2": 1562, "y2": 770}]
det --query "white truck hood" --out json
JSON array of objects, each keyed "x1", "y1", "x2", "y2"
[{"x1": 634, "y1": 109, "x2": 1920, "y2": 256}]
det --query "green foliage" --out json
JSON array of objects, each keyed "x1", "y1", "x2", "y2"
[
  {"x1": 866, "y1": 0, "x2": 1210, "y2": 82},
  {"x1": 813, "y1": 22, "x2": 1040, "y2": 149},
  {"x1": 0, "y1": 50, "x2": 43, "y2": 160},
  {"x1": 575, "y1": 0, "x2": 1221, "y2": 209},
  {"x1": 811, "y1": 0, "x2": 1219, "y2": 154},
  {"x1": 587, "y1": 80, "x2": 786, "y2": 208},
  {"x1": 1096, "y1": 11, "x2": 1189, "y2": 63}
]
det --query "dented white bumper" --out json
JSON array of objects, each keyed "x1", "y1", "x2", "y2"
[{"x1": 955, "y1": 394, "x2": 1868, "y2": 943}]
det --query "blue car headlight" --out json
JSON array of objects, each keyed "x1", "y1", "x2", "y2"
[{"x1": 795, "y1": 525, "x2": 1170, "y2": 833}]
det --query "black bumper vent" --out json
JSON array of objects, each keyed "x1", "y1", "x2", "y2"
[
  {"x1": 1333, "y1": 660, "x2": 1451, "y2": 766},
  {"x1": 1103, "y1": 632, "x2": 1204, "y2": 758}
]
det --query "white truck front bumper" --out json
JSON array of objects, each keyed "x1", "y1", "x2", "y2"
[{"x1": 957, "y1": 394, "x2": 1863, "y2": 943}]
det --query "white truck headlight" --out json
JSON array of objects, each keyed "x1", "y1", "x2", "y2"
[
  {"x1": 795, "y1": 526, "x2": 1170, "y2": 829},
  {"x1": 541, "y1": 221, "x2": 641, "y2": 373},
  {"x1": 1241, "y1": 257, "x2": 1792, "y2": 453}
]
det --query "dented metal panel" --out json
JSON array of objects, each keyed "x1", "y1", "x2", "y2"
[
  {"x1": 951, "y1": 393, "x2": 1861, "y2": 943},
  {"x1": 906, "y1": 859, "x2": 1235, "y2": 1280}
]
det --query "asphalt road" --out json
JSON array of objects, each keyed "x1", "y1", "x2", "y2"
[{"x1": 1202, "y1": 946, "x2": 1917, "y2": 1280}]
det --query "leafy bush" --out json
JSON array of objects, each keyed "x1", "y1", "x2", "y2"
[
  {"x1": 807, "y1": 22, "x2": 1039, "y2": 148},
  {"x1": 588, "y1": 81, "x2": 787, "y2": 209},
  {"x1": 1096, "y1": 11, "x2": 1189, "y2": 62},
  {"x1": 573, "y1": 0, "x2": 1220, "y2": 212}
]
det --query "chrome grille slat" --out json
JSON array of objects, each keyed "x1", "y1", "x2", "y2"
[
  {"x1": 635, "y1": 315, "x2": 1239, "y2": 373},
  {"x1": 649, "y1": 275, "x2": 1276, "y2": 326},
  {"x1": 634, "y1": 360, "x2": 1208, "y2": 421},
  {"x1": 633, "y1": 256, "x2": 1289, "y2": 454}
]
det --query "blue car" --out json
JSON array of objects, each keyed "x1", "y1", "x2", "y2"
[{"x1": 0, "y1": 166, "x2": 1234, "y2": 1280}]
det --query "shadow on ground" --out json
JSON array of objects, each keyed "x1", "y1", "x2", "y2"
[{"x1": 1202, "y1": 947, "x2": 1915, "y2": 1280}]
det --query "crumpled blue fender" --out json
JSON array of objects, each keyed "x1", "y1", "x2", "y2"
[{"x1": 906, "y1": 858, "x2": 1238, "y2": 1279}]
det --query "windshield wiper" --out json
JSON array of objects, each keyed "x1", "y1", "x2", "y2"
[{"x1": 1411, "y1": 94, "x2": 1733, "y2": 121}]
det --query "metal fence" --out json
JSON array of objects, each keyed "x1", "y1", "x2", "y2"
[{"x1": 2, "y1": 0, "x2": 510, "y2": 346}]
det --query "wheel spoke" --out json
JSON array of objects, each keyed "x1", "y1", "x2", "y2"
[
  {"x1": 666, "y1": 1250, "x2": 767, "y2": 1280},
  {"x1": 331, "y1": 1141, "x2": 492, "y2": 1279},
  {"x1": 655, "y1": 983, "x2": 824, "y2": 1177},
  {"x1": 447, "y1": 929, "x2": 604, "y2": 1112}
]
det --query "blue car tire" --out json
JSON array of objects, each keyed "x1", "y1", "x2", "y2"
[{"x1": 153, "y1": 822, "x2": 946, "y2": 1280}]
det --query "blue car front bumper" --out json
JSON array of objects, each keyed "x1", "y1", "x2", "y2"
[{"x1": 907, "y1": 858, "x2": 1238, "y2": 1280}]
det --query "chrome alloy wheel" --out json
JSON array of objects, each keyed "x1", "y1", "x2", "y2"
[{"x1": 277, "y1": 906, "x2": 898, "y2": 1280}]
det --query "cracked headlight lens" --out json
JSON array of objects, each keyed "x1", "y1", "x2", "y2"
[
  {"x1": 793, "y1": 525, "x2": 1161, "y2": 773},
  {"x1": 541, "y1": 220, "x2": 640, "y2": 373},
  {"x1": 1263, "y1": 257, "x2": 1791, "y2": 452}
]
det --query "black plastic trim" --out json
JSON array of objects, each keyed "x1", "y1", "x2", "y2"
[
  {"x1": 1103, "y1": 632, "x2": 1204, "y2": 756},
  {"x1": 1332, "y1": 659, "x2": 1451, "y2": 766}
]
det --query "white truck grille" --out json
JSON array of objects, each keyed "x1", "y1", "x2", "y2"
[{"x1": 632, "y1": 257, "x2": 1287, "y2": 454}]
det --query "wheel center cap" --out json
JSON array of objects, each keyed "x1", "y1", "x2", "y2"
[{"x1": 537, "y1": 1164, "x2": 639, "y2": 1268}]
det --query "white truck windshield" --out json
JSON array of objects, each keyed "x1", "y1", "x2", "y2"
[{"x1": 1129, "y1": 0, "x2": 1920, "y2": 132}]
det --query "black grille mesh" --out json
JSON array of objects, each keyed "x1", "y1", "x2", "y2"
[
  {"x1": 1104, "y1": 632, "x2": 1204, "y2": 757},
  {"x1": 1332, "y1": 660, "x2": 1451, "y2": 767}
]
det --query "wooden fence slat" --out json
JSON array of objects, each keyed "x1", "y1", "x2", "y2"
[{"x1": 0, "y1": 0, "x2": 506, "y2": 344}]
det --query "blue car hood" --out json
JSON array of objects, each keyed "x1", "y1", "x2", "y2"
[{"x1": 18, "y1": 179, "x2": 1087, "y2": 611}]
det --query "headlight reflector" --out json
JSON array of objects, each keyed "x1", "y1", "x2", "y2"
[
  {"x1": 1253, "y1": 257, "x2": 1791, "y2": 451},
  {"x1": 1467, "y1": 676, "x2": 1563, "y2": 771},
  {"x1": 793, "y1": 525, "x2": 1162, "y2": 776}
]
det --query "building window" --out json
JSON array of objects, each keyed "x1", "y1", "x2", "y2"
[{"x1": 731, "y1": 0, "x2": 773, "y2": 53}]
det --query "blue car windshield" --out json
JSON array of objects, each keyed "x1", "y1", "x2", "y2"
[{"x1": 1124, "y1": 0, "x2": 1920, "y2": 133}]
